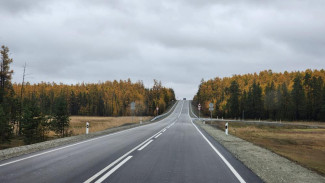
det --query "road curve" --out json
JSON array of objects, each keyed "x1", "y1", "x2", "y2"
[{"x1": 0, "y1": 101, "x2": 262, "y2": 183}]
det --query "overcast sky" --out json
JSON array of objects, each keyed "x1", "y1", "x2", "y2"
[{"x1": 1, "y1": 0, "x2": 324, "y2": 99}]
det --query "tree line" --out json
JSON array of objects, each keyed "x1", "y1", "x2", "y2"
[
  {"x1": 13, "y1": 79, "x2": 175, "y2": 117},
  {"x1": 0, "y1": 45, "x2": 175, "y2": 145},
  {"x1": 193, "y1": 69, "x2": 325, "y2": 121}
]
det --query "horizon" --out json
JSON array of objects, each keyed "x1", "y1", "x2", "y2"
[{"x1": 1, "y1": 0, "x2": 325, "y2": 99}]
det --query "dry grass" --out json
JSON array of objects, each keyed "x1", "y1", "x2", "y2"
[
  {"x1": 68, "y1": 116, "x2": 152, "y2": 135},
  {"x1": 285, "y1": 121, "x2": 325, "y2": 127},
  {"x1": 0, "y1": 116, "x2": 152, "y2": 150},
  {"x1": 211, "y1": 122, "x2": 325, "y2": 175},
  {"x1": 0, "y1": 137, "x2": 25, "y2": 150}
]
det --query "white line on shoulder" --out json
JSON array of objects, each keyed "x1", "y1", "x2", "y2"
[{"x1": 190, "y1": 119, "x2": 246, "y2": 183}]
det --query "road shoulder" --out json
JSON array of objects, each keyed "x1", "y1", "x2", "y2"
[
  {"x1": 0, "y1": 102, "x2": 180, "y2": 162},
  {"x1": 195, "y1": 120, "x2": 325, "y2": 183}
]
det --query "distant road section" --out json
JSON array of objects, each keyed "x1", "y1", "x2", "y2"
[{"x1": 0, "y1": 101, "x2": 262, "y2": 183}]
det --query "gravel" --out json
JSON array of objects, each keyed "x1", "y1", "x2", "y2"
[{"x1": 196, "y1": 120, "x2": 325, "y2": 183}]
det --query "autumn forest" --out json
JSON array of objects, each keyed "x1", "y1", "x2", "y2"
[
  {"x1": 0, "y1": 45, "x2": 175, "y2": 145},
  {"x1": 193, "y1": 69, "x2": 325, "y2": 121}
]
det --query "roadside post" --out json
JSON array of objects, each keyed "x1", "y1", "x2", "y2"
[
  {"x1": 86, "y1": 122, "x2": 89, "y2": 134},
  {"x1": 225, "y1": 122, "x2": 228, "y2": 135},
  {"x1": 198, "y1": 103, "x2": 201, "y2": 120},
  {"x1": 156, "y1": 106, "x2": 159, "y2": 116},
  {"x1": 131, "y1": 102, "x2": 135, "y2": 123},
  {"x1": 209, "y1": 103, "x2": 214, "y2": 119}
]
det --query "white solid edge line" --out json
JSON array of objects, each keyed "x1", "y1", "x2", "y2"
[
  {"x1": 154, "y1": 133, "x2": 162, "y2": 138},
  {"x1": 0, "y1": 102, "x2": 183, "y2": 167},
  {"x1": 0, "y1": 121, "x2": 157, "y2": 167},
  {"x1": 190, "y1": 119, "x2": 246, "y2": 183},
  {"x1": 95, "y1": 156, "x2": 133, "y2": 183},
  {"x1": 84, "y1": 103, "x2": 184, "y2": 183},
  {"x1": 137, "y1": 140, "x2": 153, "y2": 151},
  {"x1": 186, "y1": 101, "x2": 245, "y2": 183}
]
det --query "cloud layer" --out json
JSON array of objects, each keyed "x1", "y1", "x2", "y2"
[{"x1": 1, "y1": 0, "x2": 324, "y2": 98}]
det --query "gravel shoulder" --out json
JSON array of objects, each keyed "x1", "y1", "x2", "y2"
[{"x1": 196, "y1": 120, "x2": 325, "y2": 183}]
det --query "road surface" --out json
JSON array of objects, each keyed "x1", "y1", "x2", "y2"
[{"x1": 0, "y1": 101, "x2": 262, "y2": 183}]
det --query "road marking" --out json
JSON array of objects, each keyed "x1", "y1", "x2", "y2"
[
  {"x1": 177, "y1": 101, "x2": 184, "y2": 119},
  {"x1": 84, "y1": 102, "x2": 184, "y2": 183},
  {"x1": 0, "y1": 102, "x2": 183, "y2": 168},
  {"x1": 185, "y1": 100, "x2": 245, "y2": 183},
  {"x1": 166, "y1": 123, "x2": 174, "y2": 128},
  {"x1": 138, "y1": 140, "x2": 153, "y2": 151},
  {"x1": 189, "y1": 103, "x2": 198, "y2": 118},
  {"x1": 190, "y1": 119, "x2": 246, "y2": 183},
  {"x1": 162, "y1": 129, "x2": 166, "y2": 132},
  {"x1": 84, "y1": 131, "x2": 162, "y2": 183},
  {"x1": 154, "y1": 133, "x2": 162, "y2": 138},
  {"x1": 95, "y1": 156, "x2": 133, "y2": 183},
  {"x1": 154, "y1": 133, "x2": 162, "y2": 139},
  {"x1": 0, "y1": 119, "x2": 167, "y2": 167}
]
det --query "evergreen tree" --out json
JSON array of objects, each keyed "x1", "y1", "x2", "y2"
[
  {"x1": 304, "y1": 72, "x2": 313, "y2": 120},
  {"x1": 291, "y1": 75, "x2": 306, "y2": 120},
  {"x1": 51, "y1": 94, "x2": 70, "y2": 137},
  {"x1": 264, "y1": 82, "x2": 277, "y2": 120},
  {"x1": 277, "y1": 83, "x2": 290, "y2": 120},
  {"x1": 311, "y1": 76, "x2": 323, "y2": 120},
  {"x1": 0, "y1": 45, "x2": 13, "y2": 103},
  {"x1": 320, "y1": 86, "x2": 325, "y2": 121},
  {"x1": 0, "y1": 105, "x2": 12, "y2": 143},
  {"x1": 0, "y1": 45, "x2": 14, "y2": 141},
  {"x1": 240, "y1": 90, "x2": 247, "y2": 120},
  {"x1": 246, "y1": 81, "x2": 263, "y2": 119},
  {"x1": 193, "y1": 69, "x2": 325, "y2": 122},
  {"x1": 227, "y1": 80, "x2": 240, "y2": 117},
  {"x1": 69, "y1": 91, "x2": 79, "y2": 115},
  {"x1": 21, "y1": 98, "x2": 49, "y2": 144}
]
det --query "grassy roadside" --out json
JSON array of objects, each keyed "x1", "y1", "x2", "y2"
[
  {"x1": 0, "y1": 116, "x2": 152, "y2": 150},
  {"x1": 67, "y1": 116, "x2": 152, "y2": 135},
  {"x1": 210, "y1": 121, "x2": 325, "y2": 175}
]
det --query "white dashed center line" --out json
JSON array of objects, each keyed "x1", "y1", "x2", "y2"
[
  {"x1": 137, "y1": 140, "x2": 154, "y2": 151},
  {"x1": 95, "y1": 156, "x2": 133, "y2": 183},
  {"x1": 155, "y1": 133, "x2": 162, "y2": 139}
]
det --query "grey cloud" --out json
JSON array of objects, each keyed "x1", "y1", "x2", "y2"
[{"x1": 2, "y1": 0, "x2": 325, "y2": 98}]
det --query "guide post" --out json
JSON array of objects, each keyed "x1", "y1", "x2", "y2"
[
  {"x1": 225, "y1": 122, "x2": 228, "y2": 135},
  {"x1": 131, "y1": 102, "x2": 136, "y2": 123},
  {"x1": 86, "y1": 122, "x2": 89, "y2": 134},
  {"x1": 209, "y1": 103, "x2": 214, "y2": 119},
  {"x1": 198, "y1": 103, "x2": 201, "y2": 119}
]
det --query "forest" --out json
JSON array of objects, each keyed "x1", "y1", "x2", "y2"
[
  {"x1": 0, "y1": 45, "x2": 175, "y2": 145},
  {"x1": 193, "y1": 69, "x2": 325, "y2": 121}
]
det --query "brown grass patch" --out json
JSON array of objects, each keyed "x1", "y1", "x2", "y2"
[
  {"x1": 211, "y1": 122, "x2": 325, "y2": 175},
  {"x1": 68, "y1": 116, "x2": 152, "y2": 135},
  {"x1": 0, "y1": 116, "x2": 152, "y2": 150}
]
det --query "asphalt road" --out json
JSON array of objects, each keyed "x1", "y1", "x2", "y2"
[{"x1": 0, "y1": 101, "x2": 262, "y2": 183}]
